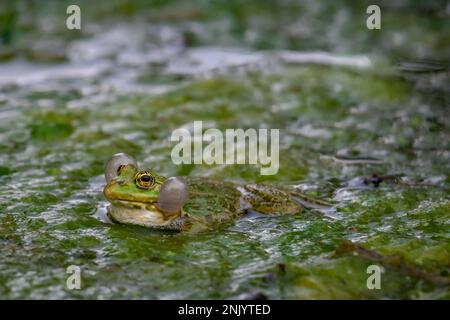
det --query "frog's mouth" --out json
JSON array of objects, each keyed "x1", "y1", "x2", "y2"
[
  {"x1": 104, "y1": 177, "x2": 189, "y2": 230},
  {"x1": 106, "y1": 201, "x2": 185, "y2": 230},
  {"x1": 103, "y1": 182, "x2": 160, "y2": 206}
]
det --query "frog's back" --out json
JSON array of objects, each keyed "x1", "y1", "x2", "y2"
[{"x1": 182, "y1": 178, "x2": 242, "y2": 231}]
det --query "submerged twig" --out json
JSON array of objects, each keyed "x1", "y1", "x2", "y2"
[{"x1": 333, "y1": 240, "x2": 450, "y2": 287}]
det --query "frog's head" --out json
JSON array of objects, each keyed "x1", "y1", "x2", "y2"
[{"x1": 103, "y1": 153, "x2": 188, "y2": 229}]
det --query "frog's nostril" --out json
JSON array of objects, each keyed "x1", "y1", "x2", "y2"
[{"x1": 155, "y1": 177, "x2": 188, "y2": 214}]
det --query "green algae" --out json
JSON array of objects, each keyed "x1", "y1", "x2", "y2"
[{"x1": 0, "y1": 0, "x2": 449, "y2": 299}]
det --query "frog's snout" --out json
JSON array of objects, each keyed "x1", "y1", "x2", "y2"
[{"x1": 155, "y1": 177, "x2": 189, "y2": 214}]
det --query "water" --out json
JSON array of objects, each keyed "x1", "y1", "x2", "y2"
[{"x1": 0, "y1": 0, "x2": 449, "y2": 299}]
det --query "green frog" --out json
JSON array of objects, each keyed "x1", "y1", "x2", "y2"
[{"x1": 103, "y1": 153, "x2": 332, "y2": 232}]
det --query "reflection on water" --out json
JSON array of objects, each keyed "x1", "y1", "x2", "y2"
[{"x1": 93, "y1": 203, "x2": 113, "y2": 224}]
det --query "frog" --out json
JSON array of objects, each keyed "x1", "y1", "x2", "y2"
[{"x1": 103, "y1": 153, "x2": 333, "y2": 232}]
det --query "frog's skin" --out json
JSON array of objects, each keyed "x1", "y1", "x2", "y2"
[{"x1": 103, "y1": 153, "x2": 331, "y2": 232}]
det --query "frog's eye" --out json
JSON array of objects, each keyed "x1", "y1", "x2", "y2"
[
  {"x1": 134, "y1": 172, "x2": 156, "y2": 190},
  {"x1": 105, "y1": 153, "x2": 138, "y2": 183}
]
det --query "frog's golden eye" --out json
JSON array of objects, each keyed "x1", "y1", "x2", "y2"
[{"x1": 134, "y1": 171, "x2": 155, "y2": 190}]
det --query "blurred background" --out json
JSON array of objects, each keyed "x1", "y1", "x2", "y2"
[
  {"x1": 0, "y1": 0, "x2": 449, "y2": 299},
  {"x1": 1, "y1": 0, "x2": 450, "y2": 59}
]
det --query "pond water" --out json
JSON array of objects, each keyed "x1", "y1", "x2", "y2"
[{"x1": 0, "y1": 0, "x2": 449, "y2": 299}]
